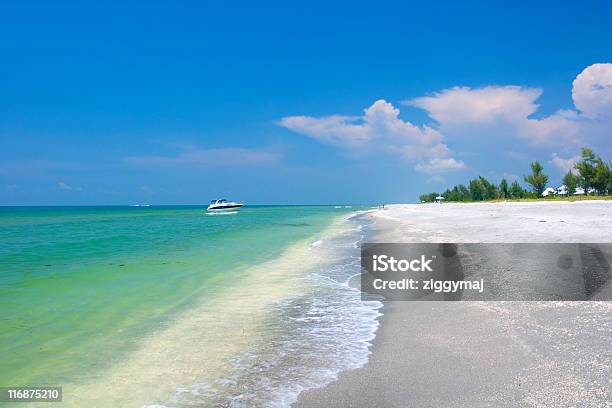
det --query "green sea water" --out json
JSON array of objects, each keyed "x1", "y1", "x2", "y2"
[{"x1": 0, "y1": 205, "x2": 356, "y2": 390}]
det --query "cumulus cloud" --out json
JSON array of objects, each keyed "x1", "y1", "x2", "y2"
[
  {"x1": 125, "y1": 147, "x2": 283, "y2": 168},
  {"x1": 408, "y1": 86, "x2": 542, "y2": 125},
  {"x1": 279, "y1": 99, "x2": 464, "y2": 173},
  {"x1": 406, "y1": 86, "x2": 580, "y2": 145},
  {"x1": 523, "y1": 110, "x2": 580, "y2": 145},
  {"x1": 550, "y1": 153, "x2": 580, "y2": 175},
  {"x1": 280, "y1": 63, "x2": 610, "y2": 173},
  {"x1": 404, "y1": 63, "x2": 612, "y2": 147},
  {"x1": 572, "y1": 63, "x2": 612, "y2": 119}
]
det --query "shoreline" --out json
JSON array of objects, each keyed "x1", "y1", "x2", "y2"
[
  {"x1": 75, "y1": 212, "x2": 370, "y2": 408},
  {"x1": 2, "y1": 206, "x2": 370, "y2": 408},
  {"x1": 294, "y1": 201, "x2": 612, "y2": 407}
]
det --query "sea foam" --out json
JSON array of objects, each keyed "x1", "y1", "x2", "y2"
[{"x1": 159, "y1": 213, "x2": 382, "y2": 407}]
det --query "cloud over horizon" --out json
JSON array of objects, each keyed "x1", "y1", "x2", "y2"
[
  {"x1": 407, "y1": 86, "x2": 581, "y2": 146},
  {"x1": 280, "y1": 63, "x2": 611, "y2": 174},
  {"x1": 550, "y1": 153, "x2": 581, "y2": 175},
  {"x1": 406, "y1": 63, "x2": 611, "y2": 148},
  {"x1": 279, "y1": 100, "x2": 465, "y2": 173}
]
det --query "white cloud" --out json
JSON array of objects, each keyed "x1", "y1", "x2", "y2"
[
  {"x1": 280, "y1": 63, "x2": 610, "y2": 173},
  {"x1": 408, "y1": 86, "x2": 542, "y2": 125},
  {"x1": 279, "y1": 99, "x2": 464, "y2": 173},
  {"x1": 278, "y1": 115, "x2": 370, "y2": 148},
  {"x1": 415, "y1": 157, "x2": 465, "y2": 173},
  {"x1": 125, "y1": 147, "x2": 283, "y2": 168},
  {"x1": 522, "y1": 111, "x2": 580, "y2": 145},
  {"x1": 550, "y1": 153, "x2": 580, "y2": 175},
  {"x1": 403, "y1": 64, "x2": 612, "y2": 148},
  {"x1": 572, "y1": 63, "x2": 612, "y2": 119},
  {"x1": 406, "y1": 85, "x2": 580, "y2": 146}
]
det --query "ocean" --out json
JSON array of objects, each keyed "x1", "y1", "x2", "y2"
[{"x1": 0, "y1": 205, "x2": 381, "y2": 407}]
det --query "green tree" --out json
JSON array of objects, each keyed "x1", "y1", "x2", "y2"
[
  {"x1": 418, "y1": 147, "x2": 610, "y2": 203},
  {"x1": 593, "y1": 158, "x2": 610, "y2": 195},
  {"x1": 442, "y1": 189, "x2": 453, "y2": 201},
  {"x1": 509, "y1": 180, "x2": 525, "y2": 198},
  {"x1": 457, "y1": 184, "x2": 470, "y2": 201},
  {"x1": 562, "y1": 171, "x2": 580, "y2": 196},
  {"x1": 524, "y1": 161, "x2": 548, "y2": 197},
  {"x1": 499, "y1": 178, "x2": 509, "y2": 199},
  {"x1": 468, "y1": 179, "x2": 483, "y2": 201},
  {"x1": 574, "y1": 148, "x2": 597, "y2": 194},
  {"x1": 478, "y1": 176, "x2": 498, "y2": 200},
  {"x1": 419, "y1": 192, "x2": 439, "y2": 203},
  {"x1": 608, "y1": 161, "x2": 612, "y2": 195},
  {"x1": 443, "y1": 186, "x2": 463, "y2": 202}
]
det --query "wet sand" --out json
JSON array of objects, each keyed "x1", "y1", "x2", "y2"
[{"x1": 295, "y1": 201, "x2": 612, "y2": 407}]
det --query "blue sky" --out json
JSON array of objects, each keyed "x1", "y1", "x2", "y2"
[{"x1": 1, "y1": 0, "x2": 611, "y2": 205}]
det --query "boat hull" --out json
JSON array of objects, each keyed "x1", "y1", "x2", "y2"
[{"x1": 206, "y1": 204, "x2": 243, "y2": 212}]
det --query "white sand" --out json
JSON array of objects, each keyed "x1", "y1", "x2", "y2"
[
  {"x1": 295, "y1": 201, "x2": 612, "y2": 408},
  {"x1": 372, "y1": 201, "x2": 612, "y2": 243}
]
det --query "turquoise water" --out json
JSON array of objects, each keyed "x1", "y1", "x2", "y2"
[{"x1": 0, "y1": 205, "x2": 358, "y2": 391}]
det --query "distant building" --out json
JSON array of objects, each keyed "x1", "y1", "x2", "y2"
[
  {"x1": 435, "y1": 195, "x2": 445, "y2": 204},
  {"x1": 542, "y1": 187, "x2": 556, "y2": 197},
  {"x1": 557, "y1": 185, "x2": 569, "y2": 195}
]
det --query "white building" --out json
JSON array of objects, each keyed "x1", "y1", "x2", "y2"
[
  {"x1": 557, "y1": 185, "x2": 569, "y2": 195},
  {"x1": 542, "y1": 187, "x2": 557, "y2": 197}
]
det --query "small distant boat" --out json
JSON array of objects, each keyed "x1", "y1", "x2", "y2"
[{"x1": 207, "y1": 199, "x2": 243, "y2": 212}]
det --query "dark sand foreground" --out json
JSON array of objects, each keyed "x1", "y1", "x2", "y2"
[{"x1": 295, "y1": 202, "x2": 612, "y2": 408}]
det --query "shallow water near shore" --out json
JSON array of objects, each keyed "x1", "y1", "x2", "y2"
[{"x1": 0, "y1": 205, "x2": 381, "y2": 407}]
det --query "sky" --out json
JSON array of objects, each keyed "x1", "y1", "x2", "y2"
[{"x1": 1, "y1": 0, "x2": 611, "y2": 205}]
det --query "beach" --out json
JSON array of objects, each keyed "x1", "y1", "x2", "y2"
[
  {"x1": 2, "y1": 202, "x2": 611, "y2": 407},
  {"x1": 295, "y1": 201, "x2": 612, "y2": 408}
]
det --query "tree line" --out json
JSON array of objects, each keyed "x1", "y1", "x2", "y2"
[{"x1": 419, "y1": 147, "x2": 611, "y2": 203}]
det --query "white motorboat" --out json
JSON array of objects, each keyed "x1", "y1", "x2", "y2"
[{"x1": 206, "y1": 199, "x2": 243, "y2": 212}]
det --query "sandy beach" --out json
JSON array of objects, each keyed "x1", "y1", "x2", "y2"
[{"x1": 295, "y1": 201, "x2": 612, "y2": 407}]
